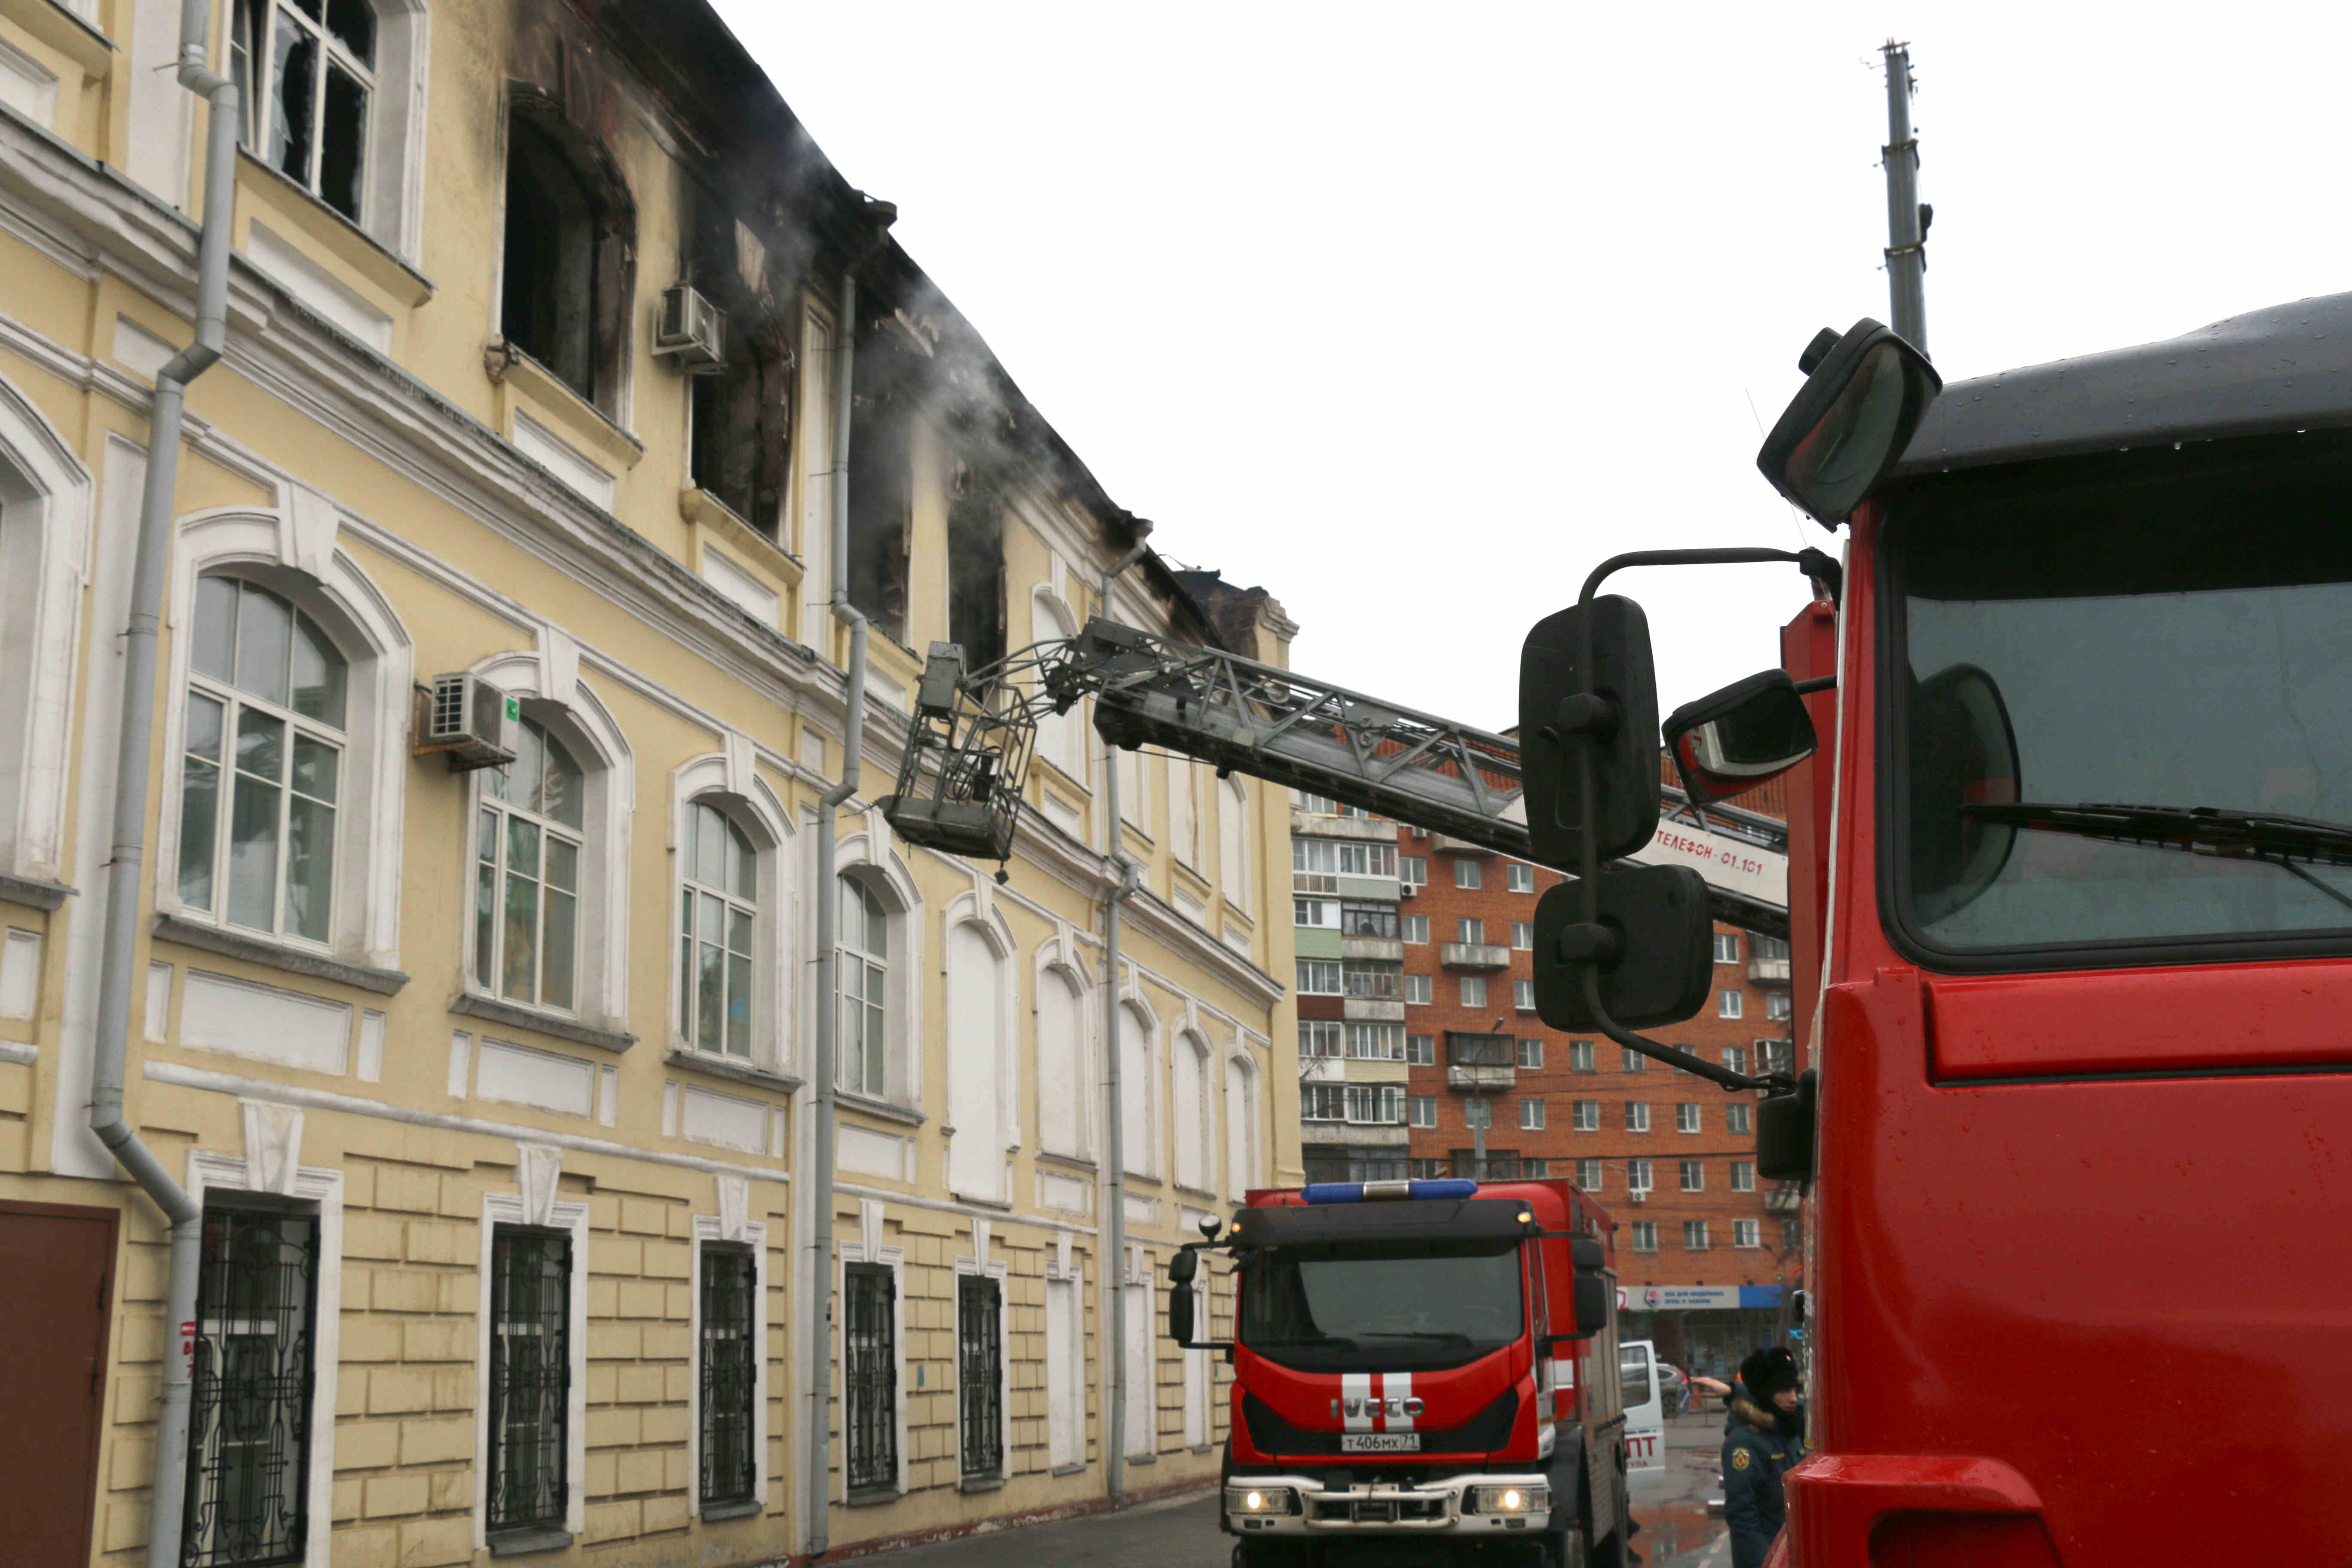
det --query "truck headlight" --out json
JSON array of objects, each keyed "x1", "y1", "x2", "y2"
[
  {"x1": 1225, "y1": 1485, "x2": 1300, "y2": 1516},
  {"x1": 1469, "y1": 1484, "x2": 1548, "y2": 1515}
]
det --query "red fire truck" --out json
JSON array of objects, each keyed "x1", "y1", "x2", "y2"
[
  {"x1": 1169, "y1": 1175, "x2": 1633, "y2": 1567},
  {"x1": 1522, "y1": 300, "x2": 2352, "y2": 1567}
]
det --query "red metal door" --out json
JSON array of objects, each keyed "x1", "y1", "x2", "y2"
[{"x1": 0, "y1": 1200, "x2": 118, "y2": 1568}]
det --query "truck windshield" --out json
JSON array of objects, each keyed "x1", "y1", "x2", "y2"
[
  {"x1": 1239, "y1": 1239, "x2": 1523, "y2": 1372},
  {"x1": 1887, "y1": 441, "x2": 2352, "y2": 957}
]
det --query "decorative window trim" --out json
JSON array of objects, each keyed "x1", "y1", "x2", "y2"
[
  {"x1": 943, "y1": 890, "x2": 1021, "y2": 1205},
  {"x1": 155, "y1": 504, "x2": 414, "y2": 971},
  {"x1": 828, "y1": 830, "x2": 923, "y2": 1109},
  {"x1": 1223, "y1": 1046, "x2": 1261, "y2": 1196},
  {"x1": 690, "y1": 1197, "x2": 769, "y2": 1521},
  {"x1": 473, "y1": 1170, "x2": 590, "y2": 1549},
  {"x1": 1172, "y1": 1026, "x2": 1216, "y2": 1196},
  {"x1": 1029, "y1": 585, "x2": 1085, "y2": 785},
  {"x1": 668, "y1": 750, "x2": 795, "y2": 1075},
  {"x1": 184, "y1": 1129, "x2": 346, "y2": 1568},
  {"x1": 0, "y1": 367, "x2": 94, "y2": 886},
  {"x1": 837, "y1": 1199, "x2": 910, "y2": 1501},
  {"x1": 1116, "y1": 974, "x2": 1161, "y2": 1181},
  {"x1": 952, "y1": 1219, "x2": 1012, "y2": 1485},
  {"x1": 462, "y1": 647, "x2": 632, "y2": 1036},
  {"x1": 1031, "y1": 929, "x2": 1093, "y2": 1162}
]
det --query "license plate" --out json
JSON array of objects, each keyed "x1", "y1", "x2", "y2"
[{"x1": 1341, "y1": 1433, "x2": 1421, "y2": 1453}]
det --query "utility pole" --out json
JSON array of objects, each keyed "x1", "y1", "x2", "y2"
[{"x1": 1880, "y1": 40, "x2": 1929, "y2": 354}]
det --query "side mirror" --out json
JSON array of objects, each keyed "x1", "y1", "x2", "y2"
[
  {"x1": 1663, "y1": 671, "x2": 1819, "y2": 802},
  {"x1": 1573, "y1": 1273, "x2": 1609, "y2": 1338},
  {"x1": 1532, "y1": 864, "x2": 1713, "y2": 1030},
  {"x1": 1757, "y1": 318, "x2": 1942, "y2": 526},
  {"x1": 1519, "y1": 596, "x2": 1661, "y2": 865},
  {"x1": 1756, "y1": 1069, "x2": 1818, "y2": 1181},
  {"x1": 1168, "y1": 1247, "x2": 1198, "y2": 1285},
  {"x1": 1168, "y1": 1281, "x2": 1196, "y2": 1347}
]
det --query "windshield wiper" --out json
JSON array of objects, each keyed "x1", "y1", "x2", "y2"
[
  {"x1": 1965, "y1": 802, "x2": 2352, "y2": 911},
  {"x1": 1358, "y1": 1331, "x2": 1474, "y2": 1344}
]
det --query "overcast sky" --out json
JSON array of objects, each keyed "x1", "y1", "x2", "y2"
[{"x1": 716, "y1": 2, "x2": 2352, "y2": 729}]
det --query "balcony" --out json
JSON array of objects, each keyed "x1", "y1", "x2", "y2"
[
  {"x1": 1749, "y1": 956, "x2": 1792, "y2": 984},
  {"x1": 1343, "y1": 937, "x2": 1404, "y2": 963},
  {"x1": 1440, "y1": 942, "x2": 1511, "y2": 971},
  {"x1": 1430, "y1": 834, "x2": 1495, "y2": 857},
  {"x1": 1343, "y1": 998, "x2": 1406, "y2": 1024},
  {"x1": 1446, "y1": 1063, "x2": 1516, "y2": 1093},
  {"x1": 1293, "y1": 871, "x2": 1340, "y2": 895}
]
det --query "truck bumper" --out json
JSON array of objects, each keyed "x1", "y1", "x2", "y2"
[{"x1": 1225, "y1": 1472, "x2": 1554, "y2": 1541}]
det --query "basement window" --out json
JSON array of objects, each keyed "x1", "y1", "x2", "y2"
[
  {"x1": 501, "y1": 96, "x2": 636, "y2": 412},
  {"x1": 231, "y1": 0, "x2": 376, "y2": 222}
]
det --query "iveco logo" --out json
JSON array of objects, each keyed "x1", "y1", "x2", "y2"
[{"x1": 1331, "y1": 1396, "x2": 1424, "y2": 1419}]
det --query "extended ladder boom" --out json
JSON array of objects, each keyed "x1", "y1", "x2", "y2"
[{"x1": 881, "y1": 619, "x2": 1788, "y2": 937}]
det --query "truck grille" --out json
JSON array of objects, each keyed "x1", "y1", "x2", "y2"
[
  {"x1": 1311, "y1": 1494, "x2": 1448, "y2": 1524},
  {"x1": 1241, "y1": 1387, "x2": 1522, "y2": 1458}
]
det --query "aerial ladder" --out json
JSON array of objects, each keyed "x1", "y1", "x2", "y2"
[{"x1": 878, "y1": 617, "x2": 1791, "y2": 940}]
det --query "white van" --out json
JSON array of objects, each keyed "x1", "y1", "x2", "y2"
[{"x1": 1618, "y1": 1338, "x2": 1666, "y2": 1473}]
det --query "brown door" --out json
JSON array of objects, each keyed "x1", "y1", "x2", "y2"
[{"x1": 0, "y1": 1200, "x2": 118, "y2": 1568}]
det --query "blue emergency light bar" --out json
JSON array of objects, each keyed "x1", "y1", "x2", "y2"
[{"x1": 1301, "y1": 1179, "x2": 1480, "y2": 1204}]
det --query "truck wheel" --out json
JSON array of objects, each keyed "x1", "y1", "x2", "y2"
[{"x1": 1545, "y1": 1527, "x2": 1588, "y2": 1568}]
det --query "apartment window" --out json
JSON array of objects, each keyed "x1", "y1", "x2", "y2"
[
  {"x1": 230, "y1": 0, "x2": 374, "y2": 220},
  {"x1": 958, "y1": 1277, "x2": 1004, "y2": 1480},
  {"x1": 1569, "y1": 1040, "x2": 1596, "y2": 1073},
  {"x1": 1756, "y1": 934, "x2": 1792, "y2": 962},
  {"x1": 1722, "y1": 1045, "x2": 1749, "y2": 1076},
  {"x1": 1454, "y1": 858, "x2": 1482, "y2": 890},
  {"x1": 1302, "y1": 1084, "x2": 1346, "y2": 1122},
  {"x1": 1676, "y1": 1102, "x2": 1703, "y2": 1134},
  {"x1": 844, "y1": 1265, "x2": 897, "y2": 1493},
  {"x1": 1525, "y1": 1159, "x2": 1552, "y2": 1178},
  {"x1": 1732, "y1": 1161, "x2": 1756, "y2": 1192},
  {"x1": 1293, "y1": 838, "x2": 1339, "y2": 880},
  {"x1": 1718, "y1": 988, "x2": 1744, "y2": 1019},
  {"x1": 1572, "y1": 1099, "x2": 1599, "y2": 1132},
  {"x1": 1515, "y1": 980, "x2": 1536, "y2": 1011},
  {"x1": 1630, "y1": 1221, "x2": 1658, "y2": 1252},
  {"x1": 1727, "y1": 1103, "x2": 1753, "y2": 1136},
  {"x1": 1511, "y1": 921, "x2": 1533, "y2": 950},
  {"x1": 185, "y1": 1206, "x2": 318, "y2": 1568},
  {"x1": 179, "y1": 578, "x2": 347, "y2": 945},
  {"x1": 1347, "y1": 1085, "x2": 1406, "y2": 1124},
  {"x1": 500, "y1": 99, "x2": 635, "y2": 410},
  {"x1": 487, "y1": 1229, "x2": 572, "y2": 1538},
  {"x1": 1296, "y1": 959, "x2": 1342, "y2": 995},
  {"x1": 1451, "y1": 1149, "x2": 1521, "y2": 1181},
  {"x1": 1457, "y1": 917, "x2": 1485, "y2": 944},
  {"x1": 1684, "y1": 1221, "x2": 1710, "y2": 1251},
  {"x1": 1627, "y1": 1159, "x2": 1653, "y2": 1193},
  {"x1": 1782, "y1": 1217, "x2": 1803, "y2": 1252},
  {"x1": 1512, "y1": 1038, "x2": 1539, "y2": 1069},
  {"x1": 1291, "y1": 789, "x2": 1336, "y2": 813},
  {"x1": 1464, "y1": 1097, "x2": 1492, "y2": 1129},
  {"x1": 1346, "y1": 1023, "x2": 1403, "y2": 1060},
  {"x1": 1341, "y1": 902, "x2": 1399, "y2": 939},
  {"x1": 1767, "y1": 991, "x2": 1794, "y2": 1022},
  {"x1": 1404, "y1": 974, "x2": 1433, "y2": 1005},
  {"x1": 1406, "y1": 1033, "x2": 1435, "y2": 1065},
  {"x1": 1410, "y1": 1158, "x2": 1448, "y2": 1180},
  {"x1": 478, "y1": 717, "x2": 584, "y2": 1010},
  {"x1": 1298, "y1": 1020, "x2": 1343, "y2": 1059},
  {"x1": 699, "y1": 1248, "x2": 757, "y2": 1509},
  {"x1": 1520, "y1": 1099, "x2": 1546, "y2": 1130},
  {"x1": 680, "y1": 801, "x2": 758, "y2": 1058},
  {"x1": 1459, "y1": 975, "x2": 1487, "y2": 1009},
  {"x1": 1344, "y1": 960, "x2": 1402, "y2": 999},
  {"x1": 1400, "y1": 855, "x2": 1428, "y2": 889},
  {"x1": 1402, "y1": 913, "x2": 1430, "y2": 944},
  {"x1": 1336, "y1": 842, "x2": 1398, "y2": 877},
  {"x1": 1763, "y1": 1040, "x2": 1796, "y2": 1077},
  {"x1": 837, "y1": 876, "x2": 892, "y2": 1097},
  {"x1": 1712, "y1": 931, "x2": 1740, "y2": 963},
  {"x1": 1408, "y1": 1094, "x2": 1436, "y2": 1129},
  {"x1": 1626, "y1": 1102, "x2": 1651, "y2": 1133},
  {"x1": 1621, "y1": 1046, "x2": 1646, "y2": 1072},
  {"x1": 1680, "y1": 1160, "x2": 1705, "y2": 1192},
  {"x1": 1293, "y1": 897, "x2": 1338, "y2": 928},
  {"x1": 1577, "y1": 1158, "x2": 1603, "y2": 1190},
  {"x1": 1735, "y1": 1219, "x2": 1762, "y2": 1249},
  {"x1": 1508, "y1": 862, "x2": 1534, "y2": 894}
]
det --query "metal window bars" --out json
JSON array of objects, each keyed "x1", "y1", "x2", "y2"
[
  {"x1": 958, "y1": 1277, "x2": 1004, "y2": 1480},
  {"x1": 487, "y1": 1230, "x2": 570, "y2": 1536},
  {"x1": 843, "y1": 1265, "x2": 897, "y2": 1493},
  {"x1": 698, "y1": 1249, "x2": 758, "y2": 1507},
  {"x1": 183, "y1": 1207, "x2": 318, "y2": 1568}
]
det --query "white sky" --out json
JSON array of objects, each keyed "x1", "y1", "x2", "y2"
[{"x1": 717, "y1": 1, "x2": 2352, "y2": 728}]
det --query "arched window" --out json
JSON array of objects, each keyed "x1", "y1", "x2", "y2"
[
  {"x1": 679, "y1": 801, "x2": 757, "y2": 1057},
  {"x1": 1031, "y1": 590, "x2": 1085, "y2": 786},
  {"x1": 946, "y1": 916, "x2": 1014, "y2": 1203},
  {"x1": 177, "y1": 576, "x2": 349, "y2": 944},
  {"x1": 230, "y1": 0, "x2": 377, "y2": 222},
  {"x1": 1034, "y1": 962, "x2": 1088, "y2": 1159},
  {"x1": 1173, "y1": 1032, "x2": 1211, "y2": 1192},
  {"x1": 1225, "y1": 1054, "x2": 1260, "y2": 1195},
  {"x1": 1121, "y1": 999, "x2": 1154, "y2": 1178},
  {"x1": 1219, "y1": 775, "x2": 1251, "y2": 911},
  {"x1": 838, "y1": 875, "x2": 891, "y2": 1098},
  {"x1": 476, "y1": 717, "x2": 584, "y2": 1010}
]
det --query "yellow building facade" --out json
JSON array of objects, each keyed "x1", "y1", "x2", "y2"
[{"x1": 0, "y1": 1, "x2": 1301, "y2": 1563}]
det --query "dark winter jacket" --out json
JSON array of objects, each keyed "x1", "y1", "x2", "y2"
[
  {"x1": 1721, "y1": 1378, "x2": 1808, "y2": 1445},
  {"x1": 1722, "y1": 1395, "x2": 1807, "y2": 1568}
]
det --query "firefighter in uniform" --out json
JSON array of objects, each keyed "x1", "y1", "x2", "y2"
[{"x1": 1722, "y1": 1348, "x2": 1808, "y2": 1568}]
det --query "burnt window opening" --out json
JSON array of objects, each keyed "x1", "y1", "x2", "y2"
[
  {"x1": 230, "y1": 0, "x2": 376, "y2": 223},
  {"x1": 500, "y1": 95, "x2": 635, "y2": 412},
  {"x1": 946, "y1": 464, "x2": 1005, "y2": 670},
  {"x1": 846, "y1": 331, "x2": 914, "y2": 643},
  {"x1": 686, "y1": 206, "x2": 797, "y2": 536}
]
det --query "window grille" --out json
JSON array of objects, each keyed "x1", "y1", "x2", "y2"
[
  {"x1": 487, "y1": 1230, "x2": 571, "y2": 1537},
  {"x1": 844, "y1": 1265, "x2": 897, "y2": 1492},
  {"x1": 698, "y1": 1249, "x2": 757, "y2": 1508},
  {"x1": 184, "y1": 1207, "x2": 318, "y2": 1568},
  {"x1": 958, "y1": 1277, "x2": 1005, "y2": 1479}
]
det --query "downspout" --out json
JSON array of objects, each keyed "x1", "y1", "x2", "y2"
[
  {"x1": 1096, "y1": 523, "x2": 1151, "y2": 1504},
  {"x1": 93, "y1": 4, "x2": 239, "y2": 1566},
  {"x1": 806, "y1": 195, "x2": 891, "y2": 1556}
]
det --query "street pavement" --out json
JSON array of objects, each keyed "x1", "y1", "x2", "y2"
[{"x1": 849, "y1": 1414, "x2": 1733, "y2": 1568}]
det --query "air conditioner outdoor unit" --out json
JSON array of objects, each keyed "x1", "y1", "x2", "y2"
[
  {"x1": 421, "y1": 674, "x2": 518, "y2": 772},
  {"x1": 1628, "y1": 1189, "x2": 1649, "y2": 1204},
  {"x1": 654, "y1": 283, "x2": 727, "y2": 368}
]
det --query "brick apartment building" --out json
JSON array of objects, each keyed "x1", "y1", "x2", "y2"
[{"x1": 1291, "y1": 778, "x2": 1801, "y2": 1380}]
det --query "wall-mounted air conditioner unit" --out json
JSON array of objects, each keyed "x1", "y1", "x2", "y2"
[
  {"x1": 1627, "y1": 1189, "x2": 1649, "y2": 1204},
  {"x1": 419, "y1": 674, "x2": 518, "y2": 772},
  {"x1": 654, "y1": 283, "x2": 726, "y2": 368}
]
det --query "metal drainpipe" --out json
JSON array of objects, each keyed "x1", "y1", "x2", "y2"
[
  {"x1": 1096, "y1": 524, "x2": 1151, "y2": 1504},
  {"x1": 92, "y1": 3, "x2": 239, "y2": 1565}
]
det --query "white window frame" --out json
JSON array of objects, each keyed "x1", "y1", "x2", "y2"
[
  {"x1": 1034, "y1": 940, "x2": 1094, "y2": 1161},
  {"x1": 1722, "y1": 1045, "x2": 1749, "y2": 1076},
  {"x1": 474, "y1": 1179, "x2": 590, "y2": 1546},
  {"x1": 1516, "y1": 1038, "x2": 1543, "y2": 1069},
  {"x1": 1718, "y1": 988, "x2": 1744, "y2": 1019},
  {"x1": 690, "y1": 1204, "x2": 770, "y2": 1520},
  {"x1": 1572, "y1": 1099, "x2": 1598, "y2": 1132},
  {"x1": 1219, "y1": 775, "x2": 1253, "y2": 916},
  {"x1": 1507, "y1": 863, "x2": 1534, "y2": 893},
  {"x1": 1296, "y1": 958, "x2": 1342, "y2": 995},
  {"x1": 1732, "y1": 1161, "x2": 1756, "y2": 1193},
  {"x1": 1400, "y1": 855, "x2": 1427, "y2": 889},
  {"x1": 1712, "y1": 932, "x2": 1740, "y2": 964},
  {"x1": 1626, "y1": 1102, "x2": 1651, "y2": 1133},
  {"x1": 1044, "y1": 1240, "x2": 1085, "y2": 1472},
  {"x1": 1569, "y1": 1040, "x2": 1595, "y2": 1073},
  {"x1": 1408, "y1": 1094, "x2": 1436, "y2": 1129},
  {"x1": 827, "y1": 833, "x2": 924, "y2": 1108},
  {"x1": 1577, "y1": 1158, "x2": 1602, "y2": 1190},
  {"x1": 0, "y1": 375, "x2": 94, "y2": 888},
  {"x1": 1298, "y1": 1020, "x2": 1343, "y2": 1059},
  {"x1": 1404, "y1": 974, "x2": 1433, "y2": 1006},
  {"x1": 1734, "y1": 1219, "x2": 1762, "y2": 1250},
  {"x1": 1453, "y1": 858, "x2": 1481, "y2": 890},
  {"x1": 1510, "y1": 921, "x2": 1532, "y2": 950},
  {"x1": 1680, "y1": 1159, "x2": 1704, "y2": 1192},
  {"x1": 1402, "y1": 914, "x2": 1429, "y2": 944},
  {"x1": 1457, "y1": 916, "x2": 1484, "y2": 944},
  {"x1": 1406, "y1": 1033, "x2": 1435, "y2": 1065},
  {"x1": 1459, "y1": 975, "x2": 1487, "y2": 1009},
  {"x1": 1119, "y1": 986, "x2": 1161, "y2": 1179},
  {"x1": 1345, "y1": 1023, "x2": 1401, "y2": 1060},
  {"x1": 1622, "y1": 1046, "x2": 1647, "y2": 1073},
  {"x1": 669, "y1": 756, "x2": 793, "y2": 1072},
  {"x1": 1684, "y1": 1221, "x2": 1710, "y2": 1251},
  {"x1": 1631, "y1": 1220, "x2": 1657, "y2": 1253},
  {"x1": 944, "y1": 897, "x2": 1022, "y2": 1204},
  {"x1": 1224, "y1": 1049, "x2": 1262, "y2": 1195},
  {"x1": 1767, "y1": 991, "x2": 1794, "y2": 1021},
  {"x1": 1677, "y1": 1102, "x2": 1702, "y2": 1134},
  {"x1": 1173, "y1": 1029, "x2": 1216, "y2": 1193},
  {"x1": 1727, "y1": 1103, "x2": 1753, "y2": 1136},
  {"x1": 1519, "y1": 1099, "x2": 1545, "y2": 1130},
  {"x1": 1514, "y1": 979, "x2": 1536, "y2": 1011},
  {"x1": 1294, "y1": 897, "x2": 1338, "y2": 928},
  {"x1": 1031, "y1": 586, "x2": 1087, "y2": 784},
  {"x1": 1627, "y1": 1158, "x2": 1652, "y2": 1193}
]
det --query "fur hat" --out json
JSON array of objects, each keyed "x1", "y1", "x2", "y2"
[{"x1": 1739, "y1": 1346, "x2": 1799, "y2": 1403}]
